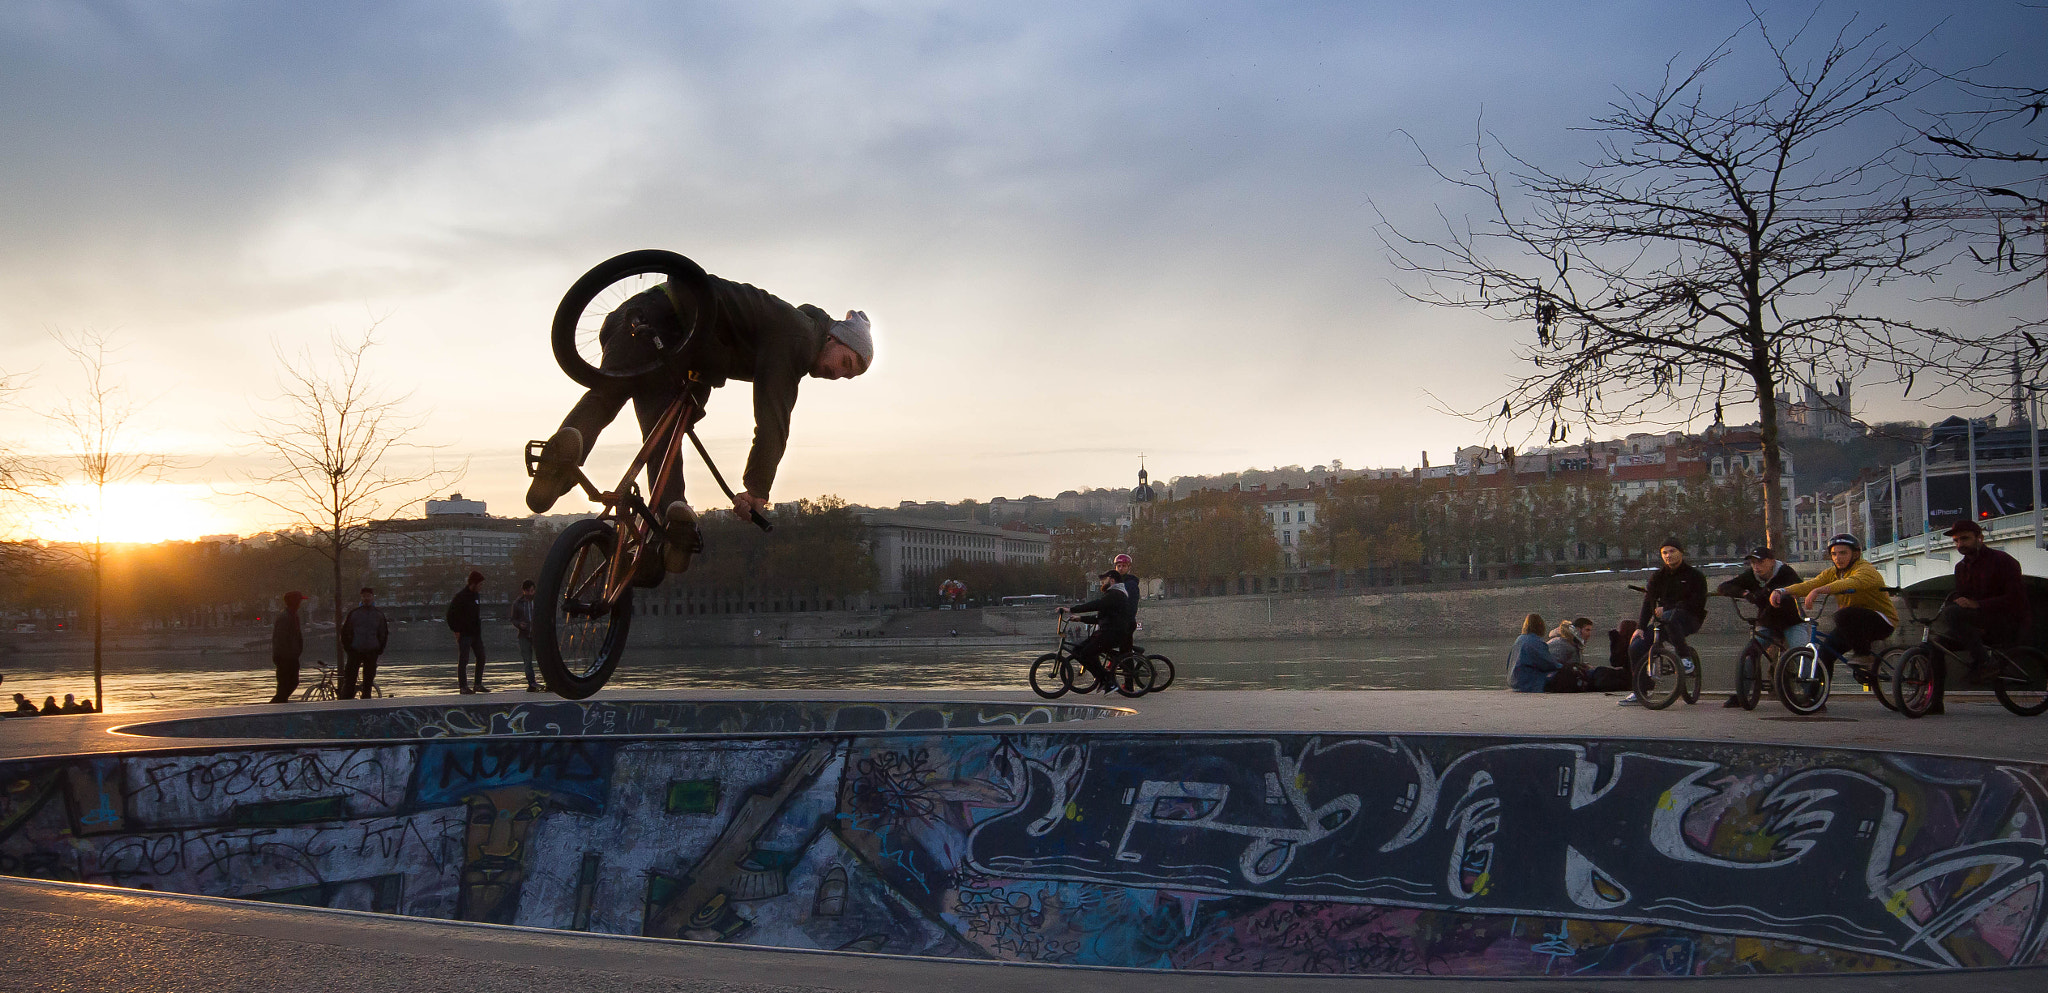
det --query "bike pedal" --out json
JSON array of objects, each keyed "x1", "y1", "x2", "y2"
[{"x1": 523, "y1": 440, "x2": 547, "y2": 478}]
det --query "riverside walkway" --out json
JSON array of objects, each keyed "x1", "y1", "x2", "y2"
[{"x1": 2, "y1": 689, "x2": 2045, "y2": 991}]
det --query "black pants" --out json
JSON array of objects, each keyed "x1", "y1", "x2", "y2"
[
  {"x1": 270, "y1": 657, "x2": 300, "y2": 703},
  {"x1": 1929, "y1": 604, "x2": 2022, "y2": 710},
  {"x1": 556, "y1": 288, "x2": 711, "y2": 510},
  {"x1": 1073, "y1": 628, "x2": 1131, "y2": 681},
  {"x1": 458, "y1": 634, "x2": 487, "y2": 691},
  {"x1": 341, "y1": 650, "x2": 379, "y2": 699}
]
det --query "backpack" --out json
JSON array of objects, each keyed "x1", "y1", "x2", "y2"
[{"x1": 445, "y1": 593, "x2": 462, "y2": 632}]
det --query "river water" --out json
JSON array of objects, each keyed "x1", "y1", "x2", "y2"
[{"x1": 0, "y1": 633, "x2": 1774, "y2": 715}]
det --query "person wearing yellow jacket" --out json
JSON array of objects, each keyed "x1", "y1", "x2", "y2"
[{"x1": 1771, "y1": 533, "x2": 1898, "y2": 671}]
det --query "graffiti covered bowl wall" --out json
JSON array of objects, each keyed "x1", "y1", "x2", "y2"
[
  {"x1": 6, "y1": 729, "x2": 2045, "y2": 977},
  {"x1": 112, "y1": 699, "x2": 1130, "y2": 741}
]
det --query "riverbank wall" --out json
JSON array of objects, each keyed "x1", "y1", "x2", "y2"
[{"x1": 3, "y1": 568, "x2": 1764, "y2": 659}]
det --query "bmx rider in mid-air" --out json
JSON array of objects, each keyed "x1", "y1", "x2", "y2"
[{"x1": 526, "y1": 270, "x2": 874, "y2": 572}]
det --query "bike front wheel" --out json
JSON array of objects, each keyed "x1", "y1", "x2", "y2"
[
  {"x1": 551, "y1": 250, "x2": 714, "y2": 391},
  {"x1": 1992, "y1": 646, "x2": 2048, "y2": 716},
  {"x1": 1635, "y1": 645, "x2": 1686, "y2": 710},
  {"x1": 1680, "y1": 647, "x2": 1702, "y2": 705},
  {"x1": 1062, "y1": 656, "x2": 1101, "y2": 695},
  {"x1": 1029, "y1": 653, "x2": 1068, "y2": 699},
  {"x1": 1890, "y1": 646, "x2": 1938, "y2": 718},
  {"x1": 1776, "y1": 646, "x2": 1830, "y2": 715},
  {"x1": 534, "y1": 519, "x2": 635, "y2": 699}
]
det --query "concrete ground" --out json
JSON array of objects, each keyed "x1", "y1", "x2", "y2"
[{"x1": 3, "y1": 688, "x2": 2046, "y2": 991}]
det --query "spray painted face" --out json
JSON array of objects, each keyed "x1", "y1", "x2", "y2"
[{"x1": 459, "y1": 785, "x2": 548, "y2": 923}]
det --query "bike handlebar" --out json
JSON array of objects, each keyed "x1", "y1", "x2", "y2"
[{"x1": 750, "y1": 510, "x2": 774, "y2": 532}]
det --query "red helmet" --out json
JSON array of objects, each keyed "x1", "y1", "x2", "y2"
[{"x1": 1113, "y1": 553, "x2": 1132, "y2": 566}]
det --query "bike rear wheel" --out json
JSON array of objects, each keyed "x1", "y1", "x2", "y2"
[
  {"x1": 1890, "y1": 646, "x2": 1938, "y2": 718},
  {"x1": 1029, "y1": 653, "x2": 1068, "y2": 699},
  {"x1": 551, "y1": 250, "x2": 714, "y2": 391},
  {"x1": 1112, "y1": 654, "x2": 1155, "y2": 698},
  {"x1": 1776, "y1": 646, "x2": 1830, "y2": 715},
  {"x1": 1866, "y1": 648, "x2": 1901, "y2": 712},
  {"x1": 1635, "y1": 644, "x2": 1686, "y2": 710},
  {"x1": 534, "y1": 519, "x2": 635, "y2": 699},
  {"x1": 1144, "y1": 654, "x2": 1175, "y2": 692},
  {"x1": 1992, "y1": 646, "x2": 2048, "y2": 716},
  {"x1": 1733, "y1": 644, "x2": 1763, "y2": 711}
]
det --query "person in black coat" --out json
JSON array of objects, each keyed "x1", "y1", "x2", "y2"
[
  {"x1": 1058, "y1": 571, "x2": 1136, "y2": 688},
  {"x1": 339, "y1": 587, "x2": 391, "y2": 700},
  {"x1": 1629, "y1": 541, "x2": 1708, "y2": 669},
  {"x1": 269, "y1": 591, "x2": 305, "y2": 703},
  {"x1": 448, "y1": 571, "x2": 488, "y2": 694},
  {"x1": 1714, "y1": 546, "x2": 1802, "y2": 707}
]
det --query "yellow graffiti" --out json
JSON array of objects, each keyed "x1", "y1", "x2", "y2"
[
  {"x1": 1064, "y1": 800, "x2": 1081, "y2": 822},
  {"x1": 1473, "y1": 871, "x2": 1492, "y2": 896}
]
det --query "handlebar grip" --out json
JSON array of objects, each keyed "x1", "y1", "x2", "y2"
[{"x1": 750, "y1": 510, "x2": 774, "y2": 532}]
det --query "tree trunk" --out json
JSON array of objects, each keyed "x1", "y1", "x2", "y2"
[
  {"x1": 92, "y1": 541, "x2": 104, "y2": 708},
  {"x1": 1755, "y1": 372, "x2": 1785, "y2": 553}
]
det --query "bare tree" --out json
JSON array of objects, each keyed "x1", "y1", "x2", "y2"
[
  {"x1": 244, "y1": 332, "x2": 461, "y2": 671},
  {"x1": 47, "y1": 330, "x2": 188, "y2": 707},
  {"x1": 1377, "y1": 13, "x2": 2003, "y2": 548}
]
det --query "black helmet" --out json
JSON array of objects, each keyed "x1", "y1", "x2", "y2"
[{"x1": 1826, "y1": 533, "x2": 1861, "y2": 552}]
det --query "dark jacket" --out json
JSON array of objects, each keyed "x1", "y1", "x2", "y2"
[
  {"x1": 1957, "y1": 545, "x2": 2032, "y2": 633},
  {"x1": 1717, "y1": 561, "x2": 1803, "y2": 630},
  {"x1": 1640, "y1": 563, "x2": 1708, "y2": 627},
  {"x1": 271, "y1": 609, "x2": 303, "y2": 662},
  {"x1": 1071, "y1": 585, "x2": 1136, "y2": 636},
  {"x1": 656, "y1": 278, "x2": 832, "y2": 498},
  {"x1": 1110, "y1": 571, "x2": 1141, "y2": 607},
  {"x1": 341, "y1": 604, "x2": 391, "y2": 655},
  {"x1": 448, "y1": 588, "x2": 483, "y2": 637}
]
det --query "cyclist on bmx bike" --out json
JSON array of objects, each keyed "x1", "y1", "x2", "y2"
[
  {"x1": 1714, "y1": 545, "x2": 1802, "y2": 708},
  {"x1": 521, "y1": 250, "x2": 874, "y2": 697},
  {"x1": 1057, "y1": 571, "x2": 1139, "y2": 693},
  {"x1": 1769, "y1": 533, "x2": 1897, "y2": 712}
]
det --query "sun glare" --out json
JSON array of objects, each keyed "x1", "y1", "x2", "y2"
[{"x1": 12, "y1": 482, "x2": 239, "y2": 544}]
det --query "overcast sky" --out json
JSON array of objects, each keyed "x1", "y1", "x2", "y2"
[{"x1": 1, "y1": 1, "x2": 2043, "y2": 538}]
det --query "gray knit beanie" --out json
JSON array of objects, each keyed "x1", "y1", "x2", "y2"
[{"x1": 828, "y1": 310, "x2": 873, "y2": 370}]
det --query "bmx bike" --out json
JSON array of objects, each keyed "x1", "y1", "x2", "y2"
[
  {"x1": 1626, "y1": 585, "x2": 1701, "y2": 710},
  {"x1": 1721, "y1": 591, "x2": 1900, "y2": 712},
  {"x1": 1771, "y1": 593, "x2": 1899, "y2": 716},
  {"x1": 1028, "y1": 614, "x2": 1154, "y2": 699},
  {"x1": 525, "y1": 250, "x2": 773, "y2": 699},
  {"x1": 1890, "y1": 590, "x2": 2048, "y2": 718}
]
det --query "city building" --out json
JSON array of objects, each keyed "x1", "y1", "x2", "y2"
[
  {"x1": 858, "y1": 512, "x2": 1051, "y2": 604},
  {"x1": 363, "y1": 494, "x2": 530, "y2": 613}
]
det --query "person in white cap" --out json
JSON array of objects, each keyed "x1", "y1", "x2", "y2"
[{"x1": 527, "y1": 271, "x2": 873, "y2": 573}]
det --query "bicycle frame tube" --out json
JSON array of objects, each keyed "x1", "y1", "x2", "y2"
[{"x1": 595, "y1": 393, "x2": 699, "y2": 603}]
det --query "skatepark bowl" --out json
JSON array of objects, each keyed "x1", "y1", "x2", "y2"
[{"x1": 2, "y1": 695, "x2": 2045, "y2": 979}]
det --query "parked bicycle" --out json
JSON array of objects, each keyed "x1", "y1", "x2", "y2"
[
  {"x1": 1890, "y1": 588, "x2": 2048, "y2": 718},
  {"x1": 525, "y1": 251, "x2": 774, "y2": 699},
  {"x1": 1029, "y1": 615, "x2": 1153, "y2": 699},
  {"x1": 1628, "y1": 584, "x2": 1701, "y2": 709}
]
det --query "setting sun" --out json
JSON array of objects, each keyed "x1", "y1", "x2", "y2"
[{"x1": 10, "y1": 481, "x2": 240, "y2": 544}]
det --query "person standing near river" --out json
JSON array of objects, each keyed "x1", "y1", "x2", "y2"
[
  {"x1": 447, "y1": 571, "x2": 488, "y2": 694},
  {"x1": 340, "y1": 587, "x2": 390, "y2": 700},
  {"x1": 512, "y1": 580, "x2": 540, "y2": 692},
  {"x1": 269, "y1": 591, "x2": 305, "y2": 703}
]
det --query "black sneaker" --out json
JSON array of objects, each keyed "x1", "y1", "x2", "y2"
[{"x1": 663, "y1": 502, "x2": 703, "y2": 574}]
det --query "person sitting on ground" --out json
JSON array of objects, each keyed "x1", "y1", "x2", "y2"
[
  {"x1": 1057, "y1": 571, "x2": 1137, "y2": 691},
  {"x1": 11, "y1": 693, "x2": 38, "y2": 715},
  {"x1": 525, "y1": 264, "x2": 875, "y2": 575},
  {"x1": 1607, "y1": 619, "x2": 1638, "y2": 669},
  {"x1": 1715, "y1": 545, "x2": 1802, "y2": 707},
  {"x1": 1771, "y1": 534, "x2": 1897, "y2": 701},
  {"x1": 1926, "y1": 519, "x2": 2031, "y2": 715},
  {"x1": 1543, "y1": 616, "x2": 1596, "y2": 693},
  {"x1": 1508, "y1": 613, "x2": 1561, "y2": 692},
  {"x1": 58, "y1": 693, "x2": 84, "y2": 714},
  {"x1": 38, "y1": 695, "x2": 60, "y2": 715}
]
